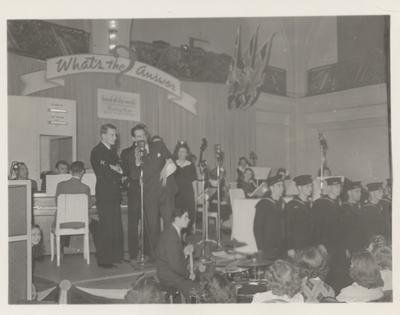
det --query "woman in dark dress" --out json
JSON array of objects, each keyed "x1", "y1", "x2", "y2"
[{"x1": 173, "y1": 141, "x2": 198, "y2": 235}]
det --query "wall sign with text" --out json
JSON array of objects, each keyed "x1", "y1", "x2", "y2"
[{"x1": 97, "y1": 89, "x2": 141, "y2": 121}]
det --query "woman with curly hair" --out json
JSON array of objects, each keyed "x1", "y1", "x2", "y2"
[
  {"x1": 125, "y1": 275, "x2": 165, "y2": 304},
  {"x1": 199, "y1": 273, "x2": 236, "y2": 303},
  {"x1": 336, "y1": 251, "x2": 384, "y2": 302},
  {"x1": 252, "y1": 260, "x2": 304, "y2": 303},
  {"x1": 371, "y1": 246, "x2": 392, "y2": 291},
  {"x1": 290, "y1": 245, "x2": 335, "y2": 302}
]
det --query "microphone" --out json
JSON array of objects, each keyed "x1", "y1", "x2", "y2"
[
  {"x1": 214, "y1": 144, "x2": 224, "y2": 161},
  {"x1": 137, "y1": 140, "x2": 146, "y2": 156}
]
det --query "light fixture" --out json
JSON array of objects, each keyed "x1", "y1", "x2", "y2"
[{"x1": 48, "y1": 108, "x2": 67, "y2": 113}]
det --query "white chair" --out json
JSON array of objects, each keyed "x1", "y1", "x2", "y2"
[
  {"x1": 229, "y1": 188, "x2": 245, "y2": 204},
  {"x1": 50, "y1": 194, "x2": 90, "y2": 266}
]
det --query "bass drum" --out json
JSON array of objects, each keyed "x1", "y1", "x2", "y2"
[{"x1": 235, "y1": 282, "x2": 269, "y2": 303}]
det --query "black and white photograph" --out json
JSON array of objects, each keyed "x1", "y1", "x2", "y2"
[{"x1": 2, "y1": 0, "x2": 399, "y2": 311}]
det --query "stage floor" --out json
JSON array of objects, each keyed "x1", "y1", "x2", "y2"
[{"x1": 34, "y1": 254, "x2": 157, "y2": 289}]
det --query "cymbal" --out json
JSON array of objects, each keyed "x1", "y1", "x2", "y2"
[
  {"x1": 238, "y1": 258, "x2": 274, "y2": 268},
  {"x1": 222, "y1": 239, "x2": 247, "y2": 248}
]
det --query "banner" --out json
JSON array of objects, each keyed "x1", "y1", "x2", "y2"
[{"x1": 20, "y1": 54, "x2": 197, "y2": 115}]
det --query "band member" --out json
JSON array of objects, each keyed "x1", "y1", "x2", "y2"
[
  {"x1": 253, "y1": 175, "x2": 285, "y2": 260},
  {"x1": 54, "y1": 161, "x2": 93, "y2": 251},
  {"x1": 156, "y1": 208, "x2": 197, "y2": 300},
  {"x1": 380, "y1": 179, "x2": 392, "y2": 242},
  {"x1": 360, "y1": 182, "x2": 386, "y2": 243},
  {"x1": 126, "y1": 123, "x2": 177, "y2": 259},
  {"x1": 285, "y1": 175, "x2": 313, "y2": 251},
  {"x1": 238, "y1": 167, "x2": 257, "y2": 197},
  {"x1": 341, "y1": 181, "x2": 364, "y2": 254},
  {"x1": 311, "y1": 176, "x2": 347, "y2": 293},
  {"x1": 173, "y1": 141, "x2": 198, "y2": 236},
  {"x1": 236, "y1": 157, "x2": 251, "y2": 188},
  {"x1": 90, "y1": 124, "x2": 123, "y2": 268}
]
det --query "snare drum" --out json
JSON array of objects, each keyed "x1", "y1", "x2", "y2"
[
  {"x1": 236, "y1": 282, "x2": 269, "y2": 303},
  {"x1": 216, "y1": 266, "x2": 249, "y2": 282}
]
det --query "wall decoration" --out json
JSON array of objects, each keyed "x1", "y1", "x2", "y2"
[
  {"x1": 20, "y1": 54, "x2": 197, "y2": 115},
  {"x1": 7, "y1": 20, "x2": 89, "y2": 60},
  {"x1": 97, "y1": 89, "x2": 141, "y2": 121},
  {"x1": 132, "y1": 39, "x2": 286, "y2": 96},
  {"x1": 226, "y1": 26, "x2": 277, "y2": 109},
  {"x1": 307, "y1": 53, "x2": 387, "y2": 96}
]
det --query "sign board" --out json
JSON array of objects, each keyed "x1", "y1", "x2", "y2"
[{"x1": 97, "y1": 89, "x2": 140, "y2": 121}]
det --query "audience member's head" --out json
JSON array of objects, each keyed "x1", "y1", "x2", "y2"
[
  {"x1": 100, "y1": 123, "x2": 117, "y2": 146},
  {"x1": 243, "y1": 167, "x2": 255, "y2": 183},
  {"x1": 172, "y1": 208, "x2": 190, "y2": 230},
  {"x1": 349, "y1": 251, "x2": 383, "y2": 289},
  {"x1": 70, "y1": 161, "x2": 86, "y2": 178},
  {"x1": 265, "y1": 260, "x2": 302, "y2": 298},
  {"x1": 238, "y1": 157, "x2": 250, "y2": 169},
  {"x1": 372, "y1": 246, "x2": 392, "y2": 271},
  {"x1": 55, "y1": 160, "x2": 70, "y2": 174},
  {"x1": 201, "y1": 274, "x2": 236, "y2": 303},
  {"x1": 173, "y1": 140, "x2": 192, "y2": 161},
  {"x1": 291, "y1": 245, "x2": 330, "y2": 281},
  {"x1": 125, "y1": 275, "x2": 165, "y2": 304},
  {"x1": 367, "y1": 235, "x2": 387, "y2": 252},
  {"x1": 31, "y1": 224, "x2": 44, "y2": 260}
]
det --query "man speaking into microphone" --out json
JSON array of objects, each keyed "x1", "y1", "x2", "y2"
[{"x1": 125, "y1": 123, "x2": 177, "y2": 260}]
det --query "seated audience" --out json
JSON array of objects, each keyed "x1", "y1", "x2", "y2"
[
  {"x1": 156, "y1": 208, "x2": 198, "y2": 300},
  {"x1": 367, "y1": 235, "x2": 387, "y2": 253},
  {"x1": 200, "y1": 273, "x2": 236, "y2": 303},
  {"x1": 125, "y1": 275, "x2": 165, "y2": 303},
  {"x1": 54, "y1": 161, "x2": 93, "y2": 251},
  {"x1": 252, "y1": 260, "x2": 304, "y2": 303},
  {"x1": 336, "y1": 251, "x2": 384, "y2": 302},
  {"x1": 238, "y1": 167, "x2": 257, "y2": 197},
  {"x1": 290, "y1": 245, "x2": 335, "y2": 303},
  {"x1": 371, "y1": 245, "x2": 392, "y2": 291}
]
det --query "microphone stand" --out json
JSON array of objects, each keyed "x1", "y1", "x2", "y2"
[
  {"x1": 138, "y1": 163, "x2": 146, "y2": 265},
  {"x1": 197, "y1": 160, "x2": 216, "y2": 259},
  {"x1": 216, "y1": 154, "x2": 222, "y2": 249}
]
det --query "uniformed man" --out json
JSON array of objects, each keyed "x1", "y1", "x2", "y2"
[
  {"x1": 125, "y1": 123, "x2": 177, "y2": 259},
  {"x1": 311, "y1": 176, "x2": 346, "y2": 293},
  {"x1": 90, "y1": 124, "x2": 123, "y2": 268},
  {"x1": 341, "y1": 181, "x2": 364, "y2": 254},
  {"x1": 285, "y1": 174, "x2": 313, "y2": 252},
  {"x1": 380, "y1": 178, "x2": 392, "y2": 242},
  {"x1": 360, "y1": 182, "x2": 386, "y2": 244},
  {"x1": 253, "y1": 175, "x2": 285, "y2": 260}
]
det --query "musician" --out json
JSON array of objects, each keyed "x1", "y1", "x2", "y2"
[
  {"x1": 360, "y1": 182, "x2": 386, "y2": 244},
  {"x1": 253, "y1": 175, "x2": 285, "y2": 260},
  {"x1": 90, "y1": 124, "x2": 123, "y2": 268},
  {"x1": 341, "y1": 181, "x2": 364, "y2": 254},
  {"x1": 236, "y1": 157, "x2": 251, "y2": 188},
  {"x1": 380, "y1": 179, "x2": 392, "y2": 242},
  {"x1": 285, "y1": 175, "x2": 313, "y2": 251},
  {"x1": 173, "y1": 141, "x2": 198, "y2": 236},
  {"x1": 126, "y1": 123, "x2": 177, "y2": 259},
  {"x1": 156, "y1": 208, "x2": 197, "y2": 300},
  {"x1": 238, "y1": 167, "x2": 257, "y2": 197}
]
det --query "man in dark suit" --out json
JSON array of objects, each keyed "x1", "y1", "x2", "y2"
[
  {"x1": 361, "y1": 182, "x2": 386, "y2": 244},
  {"x1": 285, "y1": 174, "x2": 313, "y2": 252},
  {"x1": 156, "y1": 208, "x2": 196, "y2": 299},
  {"x1": 125, "y1": 123, "x2": 177, "y2": 259},
  {"x1": 54, "y1": 161, "x2": 93, "y2": 250},
  {"x1": 380, "y1": 178, "x2": 392, "y2": 242},
  {"x1": 253, "y1": 175, "x2": 286, "y2": 260},
  {"x1": 90, "y1": 124, "x2": 123, "y2": 268}
]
